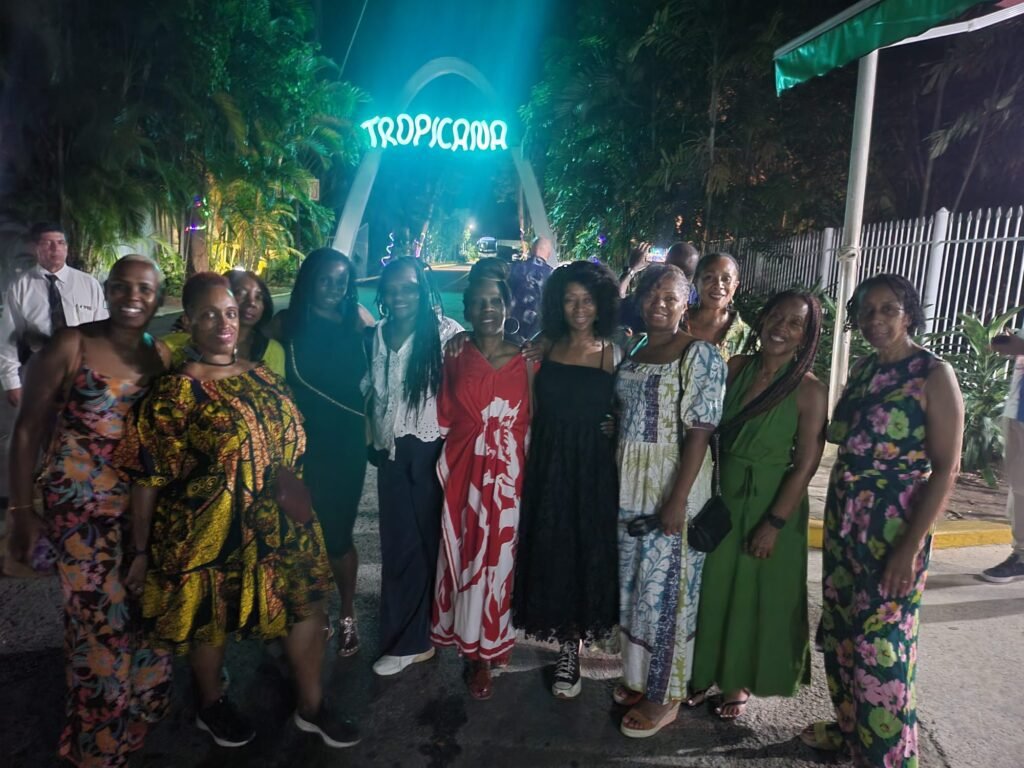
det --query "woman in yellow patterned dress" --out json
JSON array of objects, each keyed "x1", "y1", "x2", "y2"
[{"x1": 120, "y1": 273, "x2": 359, "y2": 750}]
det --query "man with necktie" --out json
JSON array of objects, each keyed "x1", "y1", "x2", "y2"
[{"x1": 0, "y1": 223, "x2": 106, "y2": 507}]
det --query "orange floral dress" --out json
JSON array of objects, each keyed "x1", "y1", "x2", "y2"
[{"x1": 40, "y1": 366, "x2": 172, "y2": 768}]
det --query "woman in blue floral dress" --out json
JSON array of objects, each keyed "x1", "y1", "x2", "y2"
[
  {"x1": 614, "y1": 264, "x2": 726, "y2": 738},
  {"x1": 803, "y1": 275, "x2": 963, "y2": 767}
]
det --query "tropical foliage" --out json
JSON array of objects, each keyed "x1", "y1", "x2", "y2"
[
  {"x1": 0, "y1": 0, "x2": 366, "y2": 276},
  {"x1": 927, "y1": 307, "x2": 1021, "y2": 484},
  {"x1": 523, "y1": 2, "x2": 1024, "y2": 268}
]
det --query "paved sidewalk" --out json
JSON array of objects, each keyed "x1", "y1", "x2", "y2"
[{"x1": 2, "y1": 463, "x2": 1022, "y2": 767}]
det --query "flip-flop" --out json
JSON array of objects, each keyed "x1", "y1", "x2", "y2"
[
  {"x1": 620, "y1": 703, "x2": 679, "y2": 739},
  {"x1": 799, "y1": 721, "x2": 846, "y2": 752},
  {"x1": 684, "y1": 687, "x2": 710, "y2": 708},
  {"x1": 714, "y1": 690, "x2": 750, "y2": 720},
  {"x1": 612, "y1": 684, "x2": 643, "y2": 707}
]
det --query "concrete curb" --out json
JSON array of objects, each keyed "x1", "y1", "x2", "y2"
[{"x1": 808, "y1": 518, "x2": 1012, "y2": 549}]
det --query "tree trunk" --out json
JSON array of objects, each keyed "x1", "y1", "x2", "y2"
[
  {"x1": 918, "y1": 66, "x2": 949, "y2": 217},
  {"x1": 704, "y1": 49, "x2": 720, "y2": 245},
  {"x1": 185, "y1": 198, "x2": 209, "y2": 276}
]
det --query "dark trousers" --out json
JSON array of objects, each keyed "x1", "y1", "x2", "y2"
[{"x1": 377, "y1": 436, "x2": 444, "y2": 656}]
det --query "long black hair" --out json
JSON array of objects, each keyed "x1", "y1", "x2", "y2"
[
  {"x1": 729, "y1": 290, "x2": 823, "y2": 428},
  {"x1": 540, "y1": 260, "x2": 620, "y2": 340},
  {"x1": 225, "y1": 269, "x2": 274, "y2": 362},
  {"x1": 376, "y1": 257, "x2": 443, "y2": 410},
  {"x1": 286, "y1": 247, "x2": 361, "y2": 337}
]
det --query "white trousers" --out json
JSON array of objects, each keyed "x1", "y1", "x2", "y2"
[{"x1": 1003, "y1": 418, "x2": 1024, "y2": 554}]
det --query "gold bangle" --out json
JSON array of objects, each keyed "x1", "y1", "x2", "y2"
[{"x1": 6, "y1": 504, "x2": 35, "y2": 512}]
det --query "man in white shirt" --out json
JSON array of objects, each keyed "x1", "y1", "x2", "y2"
[
  {"x1": 0, "y1": 223, "x2": 106, "y2": 508},
  {"x1": 0, "y1": 223, "x2": 107, "y2": 407},
  {"x1": 982, "y1": 327, "x2": 1024, "y2": 583}
]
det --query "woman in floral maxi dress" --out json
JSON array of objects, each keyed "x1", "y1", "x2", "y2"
[
  {"x1": 6, "y1": 256, "x2": 172, "y2": 767},
  {"x1": 614, "y1": 264, "x2": 726, "y2": 738},
  {"x1": 431, "y1": 260, "x2": 532, "y2": 700},
  {"x1": 804, "y1": 274, "x2": 962, "y2": 767}
]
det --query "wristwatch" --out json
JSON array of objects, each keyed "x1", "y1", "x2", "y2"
[{"x1": 764, "y1": 513, "x2": 787, "y2": 530}]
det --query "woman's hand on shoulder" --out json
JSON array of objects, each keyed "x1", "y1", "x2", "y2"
[
  {"x1": 521, "y1": 336, "x2": 551, "y2": 364},
  {"x1": 152, "y1": 338, "x2": 173, "y2": 371},
  {"x1": 444, "y1": 330, "x2": 472, "y2": 358},
  {"x1": 357, "y1": 304, "x2": 375, "y2": 328}
]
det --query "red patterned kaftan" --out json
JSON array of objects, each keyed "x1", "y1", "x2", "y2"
[{"x1": 431, "y1": 345, "x2": 531, "y2": 660}]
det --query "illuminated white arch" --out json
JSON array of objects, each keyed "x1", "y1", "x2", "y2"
[{"x1": 332, "y1": 56, "x2": 555, "y2": 274}]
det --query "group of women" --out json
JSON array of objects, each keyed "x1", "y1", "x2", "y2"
[{"x1": 5, "y1": 242, "x2": 964, "y2": 768}]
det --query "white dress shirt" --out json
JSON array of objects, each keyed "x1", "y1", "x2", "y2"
[
  {"x1": 0, "y1": 263, "x2": 107, "y2": 389},
  {"x1": 364, "y1": 314, "x2": 464, "y2": 459}
]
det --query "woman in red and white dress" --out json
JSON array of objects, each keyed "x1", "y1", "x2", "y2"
[{"x1": 431, "y1": 258, "x2": 532, "y2": 701}]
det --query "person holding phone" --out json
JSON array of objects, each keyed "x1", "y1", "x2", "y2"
[
  {"x1": 618, "y1": 243, "x2": 700, "y2": 336},
  {"x1": 613, "y1": 264, "x2": 725, "y2": 738},
  {"x1": 981, "y1": 329, "x2": 1024, "y2": 583}
]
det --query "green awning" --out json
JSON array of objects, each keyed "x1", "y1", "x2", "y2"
[{"x1": 774, "y1": 0, "x2": 996, "y2": 93}]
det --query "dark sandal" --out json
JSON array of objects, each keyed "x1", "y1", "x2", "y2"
[
  {"x1": 466, "y1": 661, "x2": 493, "y2": 701},
  {"x1": 337, "y1": 616, "x2": 359, "y2": 657},
  {"x1": 684, "y1": 687, "x2": 711, "y2": 708},
  {"x1": 714, "y1": 690, "x2": 750, "y2": 720}
]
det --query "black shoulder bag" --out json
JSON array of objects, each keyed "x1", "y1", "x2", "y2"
[{"x1": 679, "y1": 346, "x2": 732, "y2": 553}]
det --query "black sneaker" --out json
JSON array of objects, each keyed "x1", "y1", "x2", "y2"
[
  {"x1": 981, "y1": 553, "x2": 1024, "y2": 584},
  {"x1": 551, "y1": 640, "x2": 582, "y2": 699},
  {"x1": 196, "y1": 696, "x2": 255, "y2": 747},
  {"x1": 294, "y1": 698, "x2": 361, "y2": 748}
]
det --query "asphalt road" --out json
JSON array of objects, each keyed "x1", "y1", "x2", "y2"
[{"x1": 2, "y1": 462, "x2": 1022, "y2": 768}]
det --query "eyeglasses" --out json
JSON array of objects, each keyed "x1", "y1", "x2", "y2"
[{"x1": 857, "y1": 304, "x2": 904, "y2": 321}]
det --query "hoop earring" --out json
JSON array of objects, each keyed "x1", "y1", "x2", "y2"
[{"x1": 504, "y1": 318, "x2": 521, "y2": 337}]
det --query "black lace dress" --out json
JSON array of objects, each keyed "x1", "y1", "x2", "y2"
[{"x1": 512, "y1": 355, "x2": 619, "y2": 643}]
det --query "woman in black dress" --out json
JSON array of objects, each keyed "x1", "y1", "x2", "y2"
[
  {"x1": 512, "y1": 260, "x2": 621, "y2": 699},
  {"x1": 277, "y1": 248, "x2": 373, "y2": 656}
]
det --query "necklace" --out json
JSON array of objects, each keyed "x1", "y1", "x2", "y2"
[
  {"x1": 198, "y1": 353, "x2": 236, "y2": 367},
  {"x1": 184, "y1": 345, "x2": 237, "y2": 367}
]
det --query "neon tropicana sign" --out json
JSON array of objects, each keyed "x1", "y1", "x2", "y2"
[{"x1": 360, "y1": 114, "x2": 509, "y2": 152}]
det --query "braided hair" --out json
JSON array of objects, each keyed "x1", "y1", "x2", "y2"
[
  {"x1": 845, "y1": 273, "x2": 926, "y2": 334},
  {"x1": 727, "y1": 290, "x2": 822, "y2": 429},
  {"x1": 375, "y1": 257, "x2": 444, "y2": 410}
]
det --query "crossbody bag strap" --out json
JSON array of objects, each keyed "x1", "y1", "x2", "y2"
[{"x1": 288, "y1": 339, "x2": 363, "y2": 418}]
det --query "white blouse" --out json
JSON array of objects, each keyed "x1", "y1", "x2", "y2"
[{"x1": 363, "y1": 314, "x2": 464, "y2": 458}]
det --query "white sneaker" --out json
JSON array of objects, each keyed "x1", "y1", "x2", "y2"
[{"x1": 372, "y1": 647, "x2": 436, "y2": 676}]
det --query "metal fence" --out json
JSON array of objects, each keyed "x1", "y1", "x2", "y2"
[{"x1": 709, "y1": 206, "x2": 1024, "y2": 335}]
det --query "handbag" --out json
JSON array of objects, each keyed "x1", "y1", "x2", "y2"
[
  {"x1": 687, "y1": 432, "x2": 732, "y2": 552},
  {"x1": 675, "y1": 345, "x2": 733, "y2": 553},
  {"x1": 273, "y1": 466, "x2": 314, "y2": 525}
]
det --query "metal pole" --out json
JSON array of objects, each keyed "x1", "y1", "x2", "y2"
[
  {"x1": 828, "y1": 50, "x2": 878, "y2": 415},
  {"x1": 922, "y1": 207, "x2": 951, "y2": 334}
]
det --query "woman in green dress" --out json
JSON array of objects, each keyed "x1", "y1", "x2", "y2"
[{"x1": 690, "y1": 290, "x2": 828, "y2": 719}]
